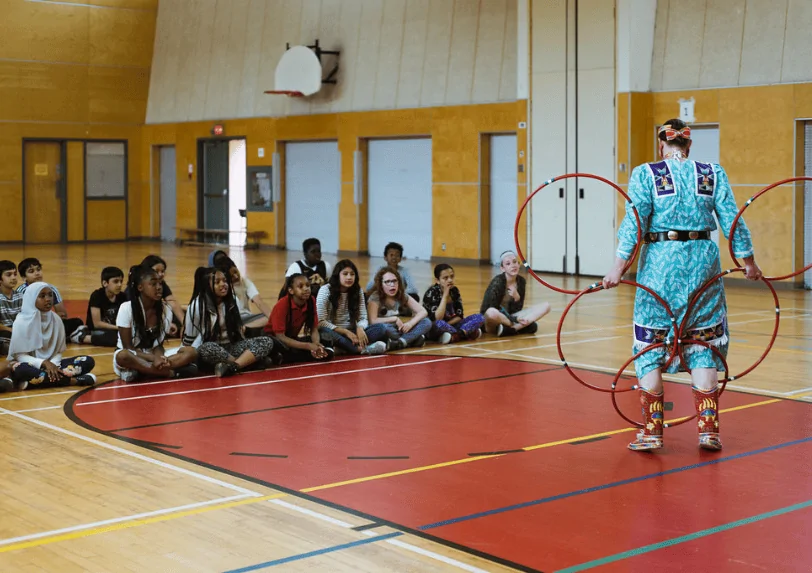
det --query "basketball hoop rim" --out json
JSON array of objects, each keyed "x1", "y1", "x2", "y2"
[{"x1": 264, "y1": 90, "x2": 305, "y2": 97}]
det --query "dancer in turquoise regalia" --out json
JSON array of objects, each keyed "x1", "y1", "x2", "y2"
[{"x1": 602, "y1": 118, "x2": 763, "y2": 452}]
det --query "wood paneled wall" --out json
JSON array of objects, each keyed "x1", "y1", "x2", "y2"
[
  {"x1": 146, "y1": 0, "x2": 518, "y2": 123},
  {"x1": 0, "y1": 0, "x2": 157, "y2": 242},
  {"x1": 617, "y1": 83, "x2": 812, "y2": 284},
  {"x1": 141, "y1": 101, "x2": 527, "y2": 261}
]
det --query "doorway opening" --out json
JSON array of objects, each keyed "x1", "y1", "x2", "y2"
[{"x1": 198, "y1": 137, "x2": 247, "y2": 246}]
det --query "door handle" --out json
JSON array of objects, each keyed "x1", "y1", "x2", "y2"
[
  {"x1": 223, "y1": 189, "x2": 228, "y2": 196},
  {"x1": 579, "y1": 188, "x2": 584, "y2": 199},
  {"x1": 559, "y1": 187, "x2": 564, "y2": 199}
]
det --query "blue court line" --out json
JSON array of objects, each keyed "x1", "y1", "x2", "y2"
[
  {"x1": 222, "y1": 436, "x2": 812, "y2": 571},
  {"x1": 555, "y1": 499, "x2": 812, "y2": 572},
  {"x1": 223, "y1": 532, "x2": 402, "y2": 572},
  {"x1": 418, "y1": 435, "x2": 812, "y2": 530}
]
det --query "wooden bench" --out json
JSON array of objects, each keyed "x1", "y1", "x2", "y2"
[{"x1": 175, "y1": 228, "x2": 268, "y2": 249}]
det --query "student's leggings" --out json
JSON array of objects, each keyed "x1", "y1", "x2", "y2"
[
  {"x1": 429, "y1": 314, "x2": 485, "y2": 341},
  {"x1": 12, "y1": 356, "x2": 96, "y2": 388}
]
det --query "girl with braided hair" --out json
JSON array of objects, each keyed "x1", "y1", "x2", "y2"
[
  {"x1": 183, "y1": 267, "x2": 273, "y2": 377},
  {"x1": 114, "y1": 265, "x2": 197, "y2": 383}
]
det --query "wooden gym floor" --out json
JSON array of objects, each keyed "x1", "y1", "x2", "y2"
[{"x1": 1, "y1": 242, "x2": 810, "y2": 572}]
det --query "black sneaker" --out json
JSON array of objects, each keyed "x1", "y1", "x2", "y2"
[
  {"x1": 214, "y1": 362, "x2": 239, "y2": 378},
  {"x1": 411, "y1": 335, "x2": 426, "y2": 348},
  {"x1": 0, "y1": 378, "x2": 13, "y2": 393},
  {"x1": 323, "y1": 347, "x2": 335, "y2": 360},
  {"x1": 173, "y1": 363, "x2": 200, "y2": 379},
  {"x1": 74, "y1": 373, "x2": 97, "y2": 386},
  {"x1": 69, "y1": 325, "x2": 89, "y2": 344}
]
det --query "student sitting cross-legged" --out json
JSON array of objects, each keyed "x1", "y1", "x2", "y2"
[
  {"x1": 114, "y1": 265, "x2": 198, "y2": 383},
  {"x1": 480, "y1": 251, "x2": 551, "y2": 337},
  {"x1": 265, "y1": 273, "x2": 334, "y2": 365},
  {"x1": 8, "y1": 283, "x2": 96, "y2": 390},
  {"x1": 316, "y1": 259, "x2": 389, "y2": 355},
  {"x1": 422, "y1": 264, "x2": 484, "y2": 344},
  {"x1": 183, "y1": 267, "x2": 273, "y2": 378},
  {"x1": 17, "y1": 257, "x2": 88, "y2": 344},
  {"x1": 367, "y1": 268, "x2": 432, "y2": 350},
  {"x1": 213, "y1": 254, "x2": 272, "y2": 333}
]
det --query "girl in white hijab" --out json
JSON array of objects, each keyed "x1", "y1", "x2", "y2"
[{"x1": 8, "y1": 282, "x2": 96, "y2": 390}]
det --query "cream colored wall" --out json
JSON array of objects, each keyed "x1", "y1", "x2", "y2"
[
  {"x1": 146, "y1": 0, "x2": 518, "y2": 123},
  {"x1": 651, "y1": 0, "x2": 812, "y2": 90}
]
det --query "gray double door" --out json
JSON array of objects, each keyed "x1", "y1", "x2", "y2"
[{"x1": 201, "y1": 140, "x2": 230, "y2": 230}]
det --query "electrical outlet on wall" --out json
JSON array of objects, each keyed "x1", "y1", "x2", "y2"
[{"x1": 442, "y1": 243, "x2": 446, "y2": 251}]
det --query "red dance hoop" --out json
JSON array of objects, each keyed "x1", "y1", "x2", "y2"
[
  {"x1": 556, "y1": 279, "x2": 677, "y2": 393},
  {"x1": 514, "y1": 173, "x2": 643, "y2": 295},
  {"x1": 728, "y1": 176, "x2": 812, "y2": 280}
]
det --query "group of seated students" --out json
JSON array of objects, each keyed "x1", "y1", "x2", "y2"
[{"x1": 0, "y1": 239, "x2": 551, "y2": 392}]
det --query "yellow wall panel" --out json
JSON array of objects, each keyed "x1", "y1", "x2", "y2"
[
  {"x1": 0, "y1": 183, "x2": 23, "y2": 242},
  {"x1": 0, "y1": 61, "x2": 89, "y2": 123},
  {"x1": 432, "y1": 184, "x2": 480, "y2": 260},
  {"x1": 88, "y1": 6, "x2": 156, "y2": 67},
  {"x1": 66, "y1": 142, "x2": 85, "y2": 242},
  {"x1": 0, "y1": 1, "x2": 90, "y2": 63},
  {"x1": 652, "y1": 90, "x2": 719, "y2": 124},
  {"x1": 86, "y1": 200, "x2": 126, "y2": 240},
  {"x1": 59, "y1": 0, "x2": 157, "y2": 8},
  {"x1": 88, "y1": 66, "x2": 150, "y2": 124}
]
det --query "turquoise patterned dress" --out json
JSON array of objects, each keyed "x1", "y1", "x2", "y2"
[{"x1": 617, "y1": 158, "x2": 754, "y2": 377}]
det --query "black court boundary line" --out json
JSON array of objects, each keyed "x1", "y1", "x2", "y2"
[
  {"x1": 63, "y1": 384, "x2": 544, "y2": 573},
  {"x1": 103, "y1": 364, "x2": 563, "y2": 433},
  {"x1": 468, "y1": 449, "x2": 525, "y2": 456},
  {"x1": 231, "y1": 452, "x2": 288, "y2": 459},
  {"x1": 60, "y1": 358, "x2": 812, "y2": 573},
  {"x1": 351, "y1": 522, "x2": 385, "y2": 532},
  {"x1": 124, "y1": 438, "x2": 182, "y2": 449}
]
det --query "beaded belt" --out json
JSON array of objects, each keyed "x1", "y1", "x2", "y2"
[{"x1": 644, "y1": 230, "x2": 711, "y2": 243}]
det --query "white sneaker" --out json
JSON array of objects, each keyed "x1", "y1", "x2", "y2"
[
  {"x1": 439, "y1": 332, "x2": 452, "y2": 344},
  {"x1": 495, "y1": 324, "x2": 504, "y2": 337},
  {"x1": 364, "y1": 341, "x2": 387, "y2": 355}
]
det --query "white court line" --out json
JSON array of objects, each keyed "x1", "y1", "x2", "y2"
[
  {"x1": 0, "y1": 389, "x2": 76, "y2": 402},
  {"x1": 95, "y1": 355, "x2": 387, "y2": 392},
  {"x1": 0, "y1": 494, "x2": 251, "y2": 547},
  {"x1": 0, "y1": 406, "x2": 260, "y2": 496},
  {"x1": 783, "y1": 386, "x2": 812, "y2": 396},
  {"x1": 270, "y1": 499, "x2": 489, "y2": 573},
  {"x1": 77, "y1": 357, "x2": 462, "y2": 407},
  {"x1": 0, "y1": 405, "x2": 62, "y2": 414}
]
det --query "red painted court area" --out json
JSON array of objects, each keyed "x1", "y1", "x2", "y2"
[{"x1": 68, "y1": 355, "x2": 812, "y2": 572}]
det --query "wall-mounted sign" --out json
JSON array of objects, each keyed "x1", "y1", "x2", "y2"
[
  {"x1": 212, "y1": 124, "x2": 224, "y2": 136},
  {"x1": 246, "y1": 166, "x2": 273, "y2": 212}
]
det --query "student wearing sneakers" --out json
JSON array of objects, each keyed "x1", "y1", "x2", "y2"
[
  {"x1": 282, "y1": 238, "x2": 331, "y2": 298},
  {"x1": 316, "y1": 259, "x2": 389, "y2": 355},
  {"x1": 7, "y1": 283, "x2": 96, "y2": 389},
  {"x1": 422, "y1": 264, "x2": 484, "y2": 344},
  {"x1": 480, "y1": 251, "x2": 551, "y2": 337},
  {"x1": 114, "y1": 265, "x2": 197, "y2": 383},
  {"x1": 0, "y1": 260, "x2": 23, "y2": 356},
  {"x1": 367, "y1": 268, "x2": 432, "y2": 349}
]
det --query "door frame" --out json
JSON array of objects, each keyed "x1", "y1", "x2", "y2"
[
  {"x1": 22, "y1": 137, "x2": 130, "y2": 243},
  {"x1": 196, "y1": 136, "x2": 246, "y2": 232},
  {"x1": 21, "y1": 138, "x2": 67, "y2": 243},
  {"x1": 480, "y1": 131, "x2": 518, "y2": 265}
]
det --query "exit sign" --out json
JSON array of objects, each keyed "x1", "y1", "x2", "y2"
[{"x1": 212, "y1": 124, "x2": 224, "y2": 136}]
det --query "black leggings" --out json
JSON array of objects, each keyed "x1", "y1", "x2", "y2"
[
  {"x1": 12, "y1": 356, "x2": 96, "y2": 388},
  {"x1": 90, "y1": 330, "x2": 118, "y2": 347}
]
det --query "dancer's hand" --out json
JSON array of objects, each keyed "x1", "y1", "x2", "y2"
[
  {"x1": 743, "y1": 257, "x2": 762, "y2": 281},
  {"x1": 602, "y1": 257, "x2": 626, "y2": 290}
]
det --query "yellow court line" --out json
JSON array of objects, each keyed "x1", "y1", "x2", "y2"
[
  {"x1": 8, "y1": 393, "x2": 811, "y2": 554},
  {"x1": 0, "y1": 494, "x2": 286, "y2": 554},
  {"x1": 303, "y1": 396, "x2": 801, "y2": 493}
]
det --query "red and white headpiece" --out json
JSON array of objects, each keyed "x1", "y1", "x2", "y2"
[{"x1": 658, "y1": 124, "x2": 691, "y2": 140}]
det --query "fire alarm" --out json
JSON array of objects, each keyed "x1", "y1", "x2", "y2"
[{"x1": 212, "y1": 124, "x2": 224, "y2": 136}]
